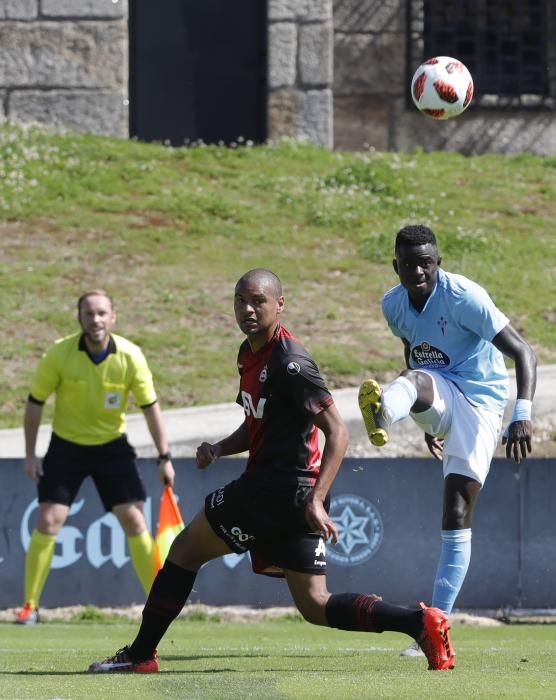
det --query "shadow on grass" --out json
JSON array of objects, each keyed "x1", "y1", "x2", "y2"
[{"x1": 1, "y1": 667, "x2": 330, "y2": 676}]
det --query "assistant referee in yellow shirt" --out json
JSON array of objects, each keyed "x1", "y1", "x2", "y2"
[{"x1": 16, "y1": 290, "x2": 175, "y2": 625}]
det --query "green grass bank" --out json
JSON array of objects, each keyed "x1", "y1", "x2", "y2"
[{"x1": 1, "y1": 123, "x2": 554, "y2": 428}]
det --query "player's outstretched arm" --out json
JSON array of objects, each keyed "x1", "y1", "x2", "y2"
[
  {"x1": 492, "y1": 323, "x2": 537, "y2": 463},
  {"x1": 306, "y1": 404, "x2": 349, "y2": 544},
  {"x1": 195, "y1": 421, "x2": 249, "y2": 469}
]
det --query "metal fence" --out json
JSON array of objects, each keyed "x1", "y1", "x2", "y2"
[{"x1": 407, "y1": 0, "x2": 556, "y2": 109}]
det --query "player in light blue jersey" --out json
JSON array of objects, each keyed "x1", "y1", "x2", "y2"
[{"x1": 358, "y1": 225, "x2": 537, "y2": 657}]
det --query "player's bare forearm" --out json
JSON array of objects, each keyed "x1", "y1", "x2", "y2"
[
  {"x1": 307, "y1": 404, "x2": 348, "y2": 542},
  {"x1": 492, "y1": 323, "x2": 537, "y2": 400},
  {"x1": 214, "y1": 421, "x2": 249, "y2": 457},
  {"x1": 195, "y1": 422, "x2": 248, "y2": 469},
  {"x1": 23, "y1": 399, "x2": 42, "y2": 455},
  {"x1": 493, "y1": 323, "x2": 537, "y2": 462},
  {"x1": 311, "y1": 404, "x2": 348, "y2": 500},
  {"x1": 142, "y1": 402, "x2": 171, "y2": 454},
  {"x1": 23, "y1": 400, "x2": 44, "y2": 480},
  {"x1": 142, "y1": 402, "x2": 175, "y2": 485}
]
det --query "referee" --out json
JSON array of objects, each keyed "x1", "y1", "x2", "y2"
[{"x1": 15, "y1": 290, "x2": 175, "y2": 625}]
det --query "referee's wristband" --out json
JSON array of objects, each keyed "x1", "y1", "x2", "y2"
[
  {"x1": 156, "y1": 451, "x2": 172, "y2": 464},
  {"x1": 510, "y1": 399, "x2": 532, "y2": 423}
]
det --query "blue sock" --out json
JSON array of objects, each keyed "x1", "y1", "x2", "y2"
[{"x1": 431, "y1": 529, "x2": 472, "y2": 614}]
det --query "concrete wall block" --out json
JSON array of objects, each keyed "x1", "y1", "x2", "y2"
[
  {"x1": 267, "y1": 88, "x2": 299, "y2": 141},
  {"x1": 0, "y1": 0, "x2": 37, "y2": 19},
  {"x1": 41, "y1": 0, "x2": 127, "y2": 18},
  {"x1": 9, "y1": 89, "x2": 128, "y2": 137},
  {"x1": 334, "y1": 94, "x2": 390, "y2": 151},
  {"x1": 268, "y1": 22, "x2": 297, "y2": 88},
  {"x1": 0, "y1": 90, "x2": 5, "y2": 122},
  {"x1": 333, "y1": 0, "x2": 403, "y2": 32},
  {"x1": 269, "y1": 0, "x2": 332, "y2": 22},
  {"x1": 299, "y1": 21, "x2": 333, "y2": 87},
  {"x1": 334, "y1": 31, "x2": 405, "y2": 96},
  {"x1": 297, "y1": 88, "x2": 333, "y2": 147},
  {"x1": 268, "y1": 0, "x2": 297, "y2": 21},
  {"x1": 0, "y1": 22, "x2": 126, "y2": 88}
]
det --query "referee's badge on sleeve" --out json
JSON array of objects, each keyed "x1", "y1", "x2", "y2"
[{"x1": 104, "y1": 391, "x2": 122, "y2": 409}]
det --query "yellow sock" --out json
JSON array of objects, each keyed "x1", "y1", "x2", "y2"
[
  {"x1": 128, "y1": 530, "x2": 155, "y2": 595},
  {"x1": 24, "y1": 530, "x2": 56, "y2": 608}
]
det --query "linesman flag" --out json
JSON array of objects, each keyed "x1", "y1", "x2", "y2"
[{"x1": 153, "y1": 486, "x2": 185, "y2": 574}]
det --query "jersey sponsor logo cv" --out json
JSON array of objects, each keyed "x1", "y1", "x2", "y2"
[
  {"x1": 411, "y1": 342, "x2": 450, "y2": 368},
  {"x1": 259, "y1": 365, "x2": 268, "y2": 382},
  {"x1": 241, "y1": 390, "x2": 267, "y2": 418},
  {"x1": 327, "y1": 494, "x2": 383, "y2": 567}
]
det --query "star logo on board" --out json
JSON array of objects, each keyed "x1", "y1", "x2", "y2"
[
  {"x1": 335, "y1": 506, "x2": 369, "y2": 555},
  {"x1": 328, "y1": 494, "x2": 384, "y2": 567}
]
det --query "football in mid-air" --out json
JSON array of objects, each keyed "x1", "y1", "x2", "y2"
[{"x1": 411, "y1": 56, "x2": 473, "y2": 120}]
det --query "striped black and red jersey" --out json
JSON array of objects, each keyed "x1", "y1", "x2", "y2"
[{"x1": 236, "y1": 324, "x2": 334, "y2": 486}]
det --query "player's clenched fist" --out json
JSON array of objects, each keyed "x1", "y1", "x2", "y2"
[{"x1": 196, "y1": 442, "x2": 220, "y2": 469}]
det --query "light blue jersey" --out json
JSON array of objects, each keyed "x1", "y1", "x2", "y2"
[{"x1": 382, "y1": 269, "x2": 510, "y2": 413}]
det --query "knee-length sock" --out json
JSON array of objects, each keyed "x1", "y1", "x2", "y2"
[
  {"x1": 432, "y1": 529, "x2": 472, "y2": 614},
  {"x1": 24, "y1": 530, "x2": 56, "y2": 608},
  {"x1": 325, "y1": 593, "x2": 423, "y2": 640},
  {"x1": 128, "y1": 560, "x2": 197, "y2": 661},
  {"x1": 128, "y1": 530, "x2": 155, "y2": 595}
]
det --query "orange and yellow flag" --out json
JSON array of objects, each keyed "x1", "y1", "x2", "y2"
[{"x1": 153, "y1": 486, "x2": 185, "y2": 574}]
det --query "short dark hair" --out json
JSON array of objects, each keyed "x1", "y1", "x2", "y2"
[
  {"x1": 395, "y1": 225, "x2": 437, "y2": 252},
  {"x1": 77, "y1": 290, "x2": 113, "y2": 313},
  {"x1": 237, "y1": 269, "x2": 283, "y2": 297}
]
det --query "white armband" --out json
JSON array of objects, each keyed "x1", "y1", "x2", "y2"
[{"x1": 510, "y1": 399, "x2": 532, "y2": 423}]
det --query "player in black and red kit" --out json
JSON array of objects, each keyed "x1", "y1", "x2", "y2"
[{"x1": 89, "y1": 269, "x2": 454, "y2": 674}]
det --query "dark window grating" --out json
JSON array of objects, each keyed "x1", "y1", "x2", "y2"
[{"x1": 407, "y1": 0, "x2": 556, "y2": 109}]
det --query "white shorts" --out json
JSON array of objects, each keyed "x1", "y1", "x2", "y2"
[{"x1": 409, "y1": 371, "x2": 503, "y2": 486}]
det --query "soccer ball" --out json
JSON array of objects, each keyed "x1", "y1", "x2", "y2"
[{"x1": 411, "y1": 56, "x2": 474, "y2": 120}]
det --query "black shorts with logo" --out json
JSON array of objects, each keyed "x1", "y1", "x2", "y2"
[
  {"x1": 38, "y1": 433, "x2": 147, "y2": 511},
  {"x1": 205, "y1": 473, "x2": 328, "y2": 576}
]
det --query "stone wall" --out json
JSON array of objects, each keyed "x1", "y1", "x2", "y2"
[
  {"x1": 332, "y1": 0, "x2": 556, "y2": 155},
  {"x1": 2, "y1": 0, "x2": 553, "y2": 154},
  {"x1": 0, "y1": 0, "x2": 128, "y2": 137},
  {"x1": 0, "y1": 0, "x2": 334, "y2": 147},
  {"x1": 267, "y1": 0, "x2": 334, "y2": 147}
]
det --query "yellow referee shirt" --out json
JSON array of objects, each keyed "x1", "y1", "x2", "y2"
[{"x1": 29, "y1": 332, "x2": 157, "y2": 446}]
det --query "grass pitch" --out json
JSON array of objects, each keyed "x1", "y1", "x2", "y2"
[{"x1": 1, "y1": 619, "x2": 555, "y2": 699}]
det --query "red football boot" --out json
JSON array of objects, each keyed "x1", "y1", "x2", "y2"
[
  {"x1": 88, "y1": 646, "x2": 158, "y2": 673},
  {"x1": 417, "y1": 602, "x2": 455, "y2": 671}
]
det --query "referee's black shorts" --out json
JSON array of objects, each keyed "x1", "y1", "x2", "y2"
[
  {"x1": 205, "y1": 473, "x2": 328, "y2": 576},
  {"x1": 38, "y1": 433, "x2": 147, "y2": 511}
]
